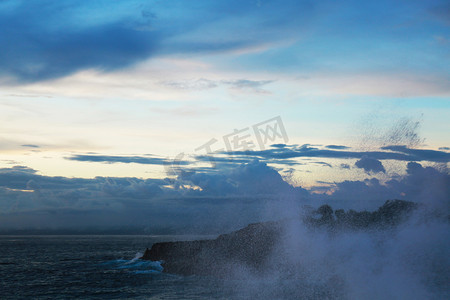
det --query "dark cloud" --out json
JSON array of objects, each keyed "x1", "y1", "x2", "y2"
[
  {"x1": 0, "y1": 0, "x2": 446, "y2": 84},
  {"x1": 388, "y1": 162, "x2": 450, "y2": 210},
  {"x1": 381, "y1": 145, "x2": 450, "y2": 162},
  {"x1": 66, "y1": 154, "x2": 190, "y2": 166},
  {"x1": 0, "y1": 161, "x2": 306, "y2": 232},
  {"x1": 66, "y1": 145, "x2": 449, "y2": 173},
  {"x1": 271, "y1": 144, "x2": 287, "y2": 148},
  {"x1": 0, "y1": 160, "x2": 448, "y2": 232},
  {"x1": 222, "y1": 144, "x2": 450, "y2": 163},
  {"x1": 21, "y1": 144, "x2": 40, "y2": 148},
  {"x1": 325, "y1": 178, "x2": 393, "y2": 209},
  {"x1": 193, "y1": 154, "x2": 302, "y2": 168},
  {"x1": 325, "y1": 145, "x2": 350, "y2": 150},
  {"x1": 179, "y1": 160, "x2": 307, "y2": 197},
  {"x1": 316, "y1": 162, "x2": 449, "y2": 210},
  {"x1": 3, "y1": 166, "x2": 36, "y2": 174},
  {"x1": 0, "y1": 0, "x2": 316, "y2": 83},
  {"x1": 312, "y1": 161, "x2": 333, "y2": 168},
  {"x1": 355, "y1": 157, "x2": 386, "y2": 174},
  {"x1": 0, "y1": 1, "x2": 159, "y2": 82}
]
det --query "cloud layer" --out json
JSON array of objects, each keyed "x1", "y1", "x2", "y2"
[
  {"x1": 1, "y1": 0, "x2": 448, "y2": 84},
  {"x1": 221, "y1": 144, "x2": 450, "y2": 163},
  {"x1": 64, "y1": 145, "x2": 450, "y2": 171},
  {"x1": 0, "y1": 0, "x2": 314, "y2": 82},
  {"x1": 0, "y1": 159, "x2": 448, "y2": 232}
]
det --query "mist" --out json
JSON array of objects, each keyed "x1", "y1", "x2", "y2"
[
  {"x1": 215, "y1": 197, "x2": 449, "y2": 299},
  {"x1": 217, "y1": 131, "x2": 449, "y2": 298}
]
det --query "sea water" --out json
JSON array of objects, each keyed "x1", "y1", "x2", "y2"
[
  {"x1": 0, "y1": 235, "x2": 230, "y2": 299},
  {"x1": 0, "y1": 216, "x2": 448, "y2": 300}
]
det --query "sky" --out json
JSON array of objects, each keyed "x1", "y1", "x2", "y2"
[{"x1": 0, "y1": 0, "x2": 449, "y2": 232}]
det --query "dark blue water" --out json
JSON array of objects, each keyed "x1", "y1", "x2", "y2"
[
  {"x1": 0, "y1": 235, "x2": 230, "y2": 299},
  {"x1": 1, "y1": 227, "x2": 448, "y2": 299}
]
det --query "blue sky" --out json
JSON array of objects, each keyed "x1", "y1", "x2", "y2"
[{"x1": 0, "y1": 0, "x2": 448, "y2": 231}]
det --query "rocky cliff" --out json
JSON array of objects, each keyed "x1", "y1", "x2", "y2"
[{"x1": 141, "y1": 200, "x2": 418, "y2": 276}]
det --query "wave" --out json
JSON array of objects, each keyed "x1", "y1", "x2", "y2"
[
  {"x1": 101, "y1": 252, "x2": 163, "y2": 274},
  {"x1": 227, "y1": 208, "x2": 449, "y2": 299}
]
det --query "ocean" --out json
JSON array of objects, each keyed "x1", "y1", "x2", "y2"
[
  {"x1": 1, "y1": 219, "x2": 448, "y2": 300},
  {"x1": 0, "y1": 235, "x2": 232, "y2": 300}
]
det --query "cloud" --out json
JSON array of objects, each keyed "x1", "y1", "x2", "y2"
[
  {"x1": 0, "y1": 1, "x2": 159, "y2": 82},
  {"x1": 159, "y1": 78, "x2": 275, "y2": 94},
  {"x1": 319, "y1": 161, "x2": 449, "y2": 210},
  {"x1": 21, "y1": 144, "x2": 40, "y2": 148},
  {"x1": 271, "y1": 144, "x2": 288, "y2": 148},
  {"x1": 0, "y1": 0, "x2": 315, "y2": 83},
  {"x1": 179, "y1": 160, "x2": 306, "y2": 197},
  {"x1": 325, "y1": 145, "x2": 350, "y2": 150},
  {"x1": 193, "y1": 154, "x2": 303, "y2": 168},
  {"x1": 65, "y1": 144, "x2": 449, "y2": 175},
  {"x1": 0, "y1": 160, "x2": 448, "y2": 232},
  {"x1": 222, "y1": 79, "x2": 274, "y2": 94},
  {"x1": 67, "y1": 149, "x2": 305, "y2": 171},
  {"x1": 0, "y1": 165, "x2": 170, "y2": 214},
  {"x1": 220, "y1": 144, "x2": 450, "y2": 163},
  {"x1": 355, "y1": 156, "x2": 386, "y2": 174},
  {"x1": 0, "y1": 161, "x2": 307, "y2": 232},
  {"x1": 312, "y1": 161, "x2": 333, "y2": 168},
  {"x1": 66, "y1": 154, "x2": 190, "y2": 166},
  {"x1": 381, "y1": 145, "x2": 450, "y2": 162},
  {"x1": 326, "y1": 178, "x2": 393, "y2": 207},
  {"x1": 0, "y1": 0, "x2": 447, "y2": 99},
  {"x1": 387, "y1": 162, "x2": 450, "y2": 211},
  {"x1": 160, "y1": 78, "x2": 218, "y2": 90}
]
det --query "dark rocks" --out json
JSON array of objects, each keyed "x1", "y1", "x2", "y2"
[
  {"x1": 141, "y1": 200, "x2": 418, "y2": 276},
  {"x1": 141, "y1": 221, "x2": 281, "y2": 276}
]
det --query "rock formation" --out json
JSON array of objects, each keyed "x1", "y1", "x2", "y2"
[{"x1": 141, "y1": 200, "x2": 418, "y2": 276}]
